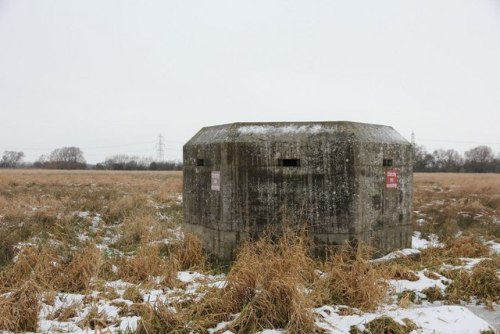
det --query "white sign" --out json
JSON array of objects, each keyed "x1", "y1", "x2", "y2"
[{"x1": 211, "y1": 171, "x2": 221, "y2": 191}]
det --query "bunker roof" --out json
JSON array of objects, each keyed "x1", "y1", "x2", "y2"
[{"x1": 185, "y1": 121, "x2": 409, "y2": 145}]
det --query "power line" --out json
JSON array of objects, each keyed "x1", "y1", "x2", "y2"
[
  {"x1": 156, "y1": 134, "x2": 165, "y2": 162},
  {"x1": 417, "y1": 138, "x2": 500, "y2": 145},
  {"x1": 0, "y1": 140, "x2": 184, "y2": 152}
]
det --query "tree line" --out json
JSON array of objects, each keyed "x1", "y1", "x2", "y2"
[
  {"x1": 0, "y1": 147, "x2": 182, "y2": 171},
  {"x1": 413, "y1": 145, "x2": 500, "y2": 173},
  {"x1": 1, "y1": 144, "x2": 499, "y2": 172},
  {"x1": 94, "y1": 154, "x2": 182, "y2": 171}
]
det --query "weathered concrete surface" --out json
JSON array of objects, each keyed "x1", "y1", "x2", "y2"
[{"x1": 183, "y1": 122, "x2": 413, "y2": 260}]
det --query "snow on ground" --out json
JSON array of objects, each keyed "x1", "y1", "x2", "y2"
[
  {"x1": 486, "y1": 240, "x2": 500, "y2": 255},
  {"x1": 10, "y1": 208, "x2": 499, "y2": 333},
  {"x1": 389, "y1": 270, "x2": 449, "y2": 294},
  {"x1": 372, "y1": 248, "x2": 420, "y2": 264},
  {"x1": 371, "y1": 231, "x2": 444, "y2": 264},
  {"x1": 36, "y1": 270, "x2": 226, "y2": 334},
  {"x1": 29, "y1": 230, "x2": 499, "y2": 334},
  {"x1": 412, "y1": 231, "x2": 444, "y2": 249},
  {"x1": 315, "y1": 305, "x2": 493, "y2": 334}
]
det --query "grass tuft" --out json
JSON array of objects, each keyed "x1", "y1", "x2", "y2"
[
  {"x1": 123, "y1": 286, "x2": 143, "y2": 303},
  {"x1": 174, "y1": 233, "x2": 206, "y2": 271},
  {"x1": 192, "y1": 230, "x2": 316, "y2": 332},
  {"x1": 314, "y1": 244, "x2": 387, "y2": 311},
  {"x1": 0, "y1": 281, "x2": 41, "y2": 332},
  {"x1": 117, "y1": 244, "x2": 177, "y2": 285},
  {"x1": 56, "y1": 244, "x2": 102, "y2": 292},
  {"x1": 350, "y1": 316, "x2": 417, "y2": 334},
  {"x1": 421, "y1": 286, "x2": 443, "y2": 302},
  {"x1": 445, "y1": 259, "x2": 500, "y2": 303},
  {"x1": 135, "y1": 302, "x2": 187, "y2": 334},
  {"x1": 444, "y1": 236, "x2": 491, "y2": 258}
]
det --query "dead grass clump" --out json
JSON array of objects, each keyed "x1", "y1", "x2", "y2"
[
  {"x1": 315, "y1": 244, "x2": 387, "y2": 311},
  {"x1": 0, "y1": 281, "x2": 41, "y2": 332},
  {"x1": 193, "y1": 231, "x2": 316, "y2": 333},
  {"x1": 79, "y1": 305, "x2": 115, "y2": 330},
  {"x1": 421, "y1": 286, "x2": 443, "y2": 302},
  {"x1": 419, "y1": 246, "x2": 462, "y2": 271},
  {"x1": 135, "y1": 302, "x2": 187, "y2": 334},
  {"x1": 123, "y1": 286, "x2": 143, "y2": 303},
  {"x1": 228, "y1": 233, "x2": 316, "y2": 333},
  {"x1": 445, "y1": 260, "x2": 500, "y2": 303},
  {"x1": 112, "y1": 213, "x2": 155, "y2": 252},
  {"x1": 47, "y1": 303, "x2": 79, "y2": 322},
  {"x1": 0, "y1": 226, "x2": 27, "y2": 267},
  {"x1": 444, "y1": 236, "x2": 491, "y2": 258},
  {"x1": 385, "y1": 264, "x2": 420, "y2": 281},
  {"x1": 469, "y1": 261, "x2": 500, "y2": 302},
  {"x1": 55, "y1": 244, "x2": 102, "y2": 292},
  {"x1": 100, "y1": 287, "x2": 120, "y2": 300},
  {"x1": 0, "y1": 246, "x2": 60, "y2": 291},
  {"x1": 350, "y1": 316, "x2": 417, "y2": 334},
  {"x1": 173, "y1": 233, "x2": 206, "y2": 270},
  {"x1": 103, "y1": 194, "x2": 149, "y2": 225},
  {"x1": 117, "y1": 244, "x2": 177, "y2": 285},
  {"x1": 42, "y1": 290, "x2": 57, "y2": 306},
  {"x1": 397, "y1": 290, "x2": 417, "y2": 308},
  {"x1": 229, "y1": 277, "x2": 313, "y2": 333},
  {"x1": 423, "y1": 271, "x2": 440, "y2": 280}
]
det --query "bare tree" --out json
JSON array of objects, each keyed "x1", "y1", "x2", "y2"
[
  {"x1": 413, "y1": 145, "x2": 435, "y2": 172},
  {"x1": 432, "y1": 149, "x2": 463, "y2": 172},
  {"x1": 0, "y1": 151, "x2": 24, "y2": 168},
  {"x1": 43, "y1": 147, "x2": 86, "y2": 169},
  {"x1": 464, "y1": 145, "x2": 494, "y2": 173},
  {"x1": 103, "y1": 155, "x2": 152, "y2": 170}
]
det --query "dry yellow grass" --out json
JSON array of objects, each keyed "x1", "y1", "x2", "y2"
[
  {"x1": 414, "y1": 173, "x2": 500, "y2": 241},
  {"x1": 0, "y1": 170, "x2": 182, "y2": 266},
  {"x1": 314, "y1": 244, "x2": 388, "y2": 311},
  {"x1": 0, "y1": 170, "x2": 185, "y2": 329},
  {"x1": 414, "y1": 173, "x2": 500, "y2": 196},
  {"x1": 174, "y1": 233, "x2": 206, "y2": 271},
  {"x1": 445, "y1": 258, "x2": 500, "y2": 303},
  {"x1": 189, "y1": 230, "x2": 316, "y2": 332},
  {"x1": 351, "y1": 316, "x2": 416, "y2": 334},
  {"x1": 0, "y1": 281, "x2": 41, "y2": 332},
  {"x1": 0, "y1": 170, "x2": 498, "y2": 332},
  {"x1": 117, "y1": 244, "x2": 178, "y2": 285}
]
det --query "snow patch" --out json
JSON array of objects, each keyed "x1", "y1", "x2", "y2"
[
  {"x1": 177, "y1": 271, "x2": 205, "y2": 283},
  {"x1": 486, "y1": 240, "x2": 500, "y2": 254},
  {"x1": 389, "y1": 271, "x2": 449, "y2": 294},
  {"x1": 238, "y1": 124, "x2": 323, "y2": 135},
  {"x1": 412, "y1": 231, "x2": 443, "y2": 249},
  {"x1": 315, "y1": 305, "x2": 493, "y2": 334},
  {"x1": 372, "y1": 248, "x2": 420, "y2": 264}
]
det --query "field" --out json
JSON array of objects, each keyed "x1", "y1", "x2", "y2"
[{"x1": 0, "y1": 170, "x2": 498, "y2": 334}]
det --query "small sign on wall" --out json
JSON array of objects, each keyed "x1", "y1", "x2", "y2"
[
  {"x1": 211, "y1": 171, "x2": 221, "y2": 191},
  {"x1": 385, "y1": 168, "x2": 398, "y2": 189}
]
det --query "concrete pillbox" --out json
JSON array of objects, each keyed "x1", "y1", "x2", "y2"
[{"x1": 183, "y1": 121, "x2": 413, "y2": 260}]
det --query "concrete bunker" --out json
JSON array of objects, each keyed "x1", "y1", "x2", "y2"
[{"x1": 183, "y1": 121, "x2": 413, "y2": 260}]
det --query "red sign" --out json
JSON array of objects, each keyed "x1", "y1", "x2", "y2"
[{"x1": 385, "y1": 169, "x2": 398, "y2": 189}]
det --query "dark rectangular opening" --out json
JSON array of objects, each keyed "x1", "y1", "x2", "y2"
[
  {"x1": 196, "y1": 159, "x2": 205, "y2": 166},
  {"x1": 383, "y1": 159, "x2": 393, "y2": 167},
  {"x1": 279, "y1": 158, "x2": 300, "y2": 167}
]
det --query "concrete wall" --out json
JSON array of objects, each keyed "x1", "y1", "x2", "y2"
[{"x1": 184, "y1": 122, "x2": 412, "y2": 260}]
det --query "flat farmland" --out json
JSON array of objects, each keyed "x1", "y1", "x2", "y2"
[{"x1": 0, "y1": 170, "x2": 498, "y2": 333}]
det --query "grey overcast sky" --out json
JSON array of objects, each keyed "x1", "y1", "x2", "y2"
[{"x1": 0, "y1": 0, "x2": 499, "y2": 163}]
